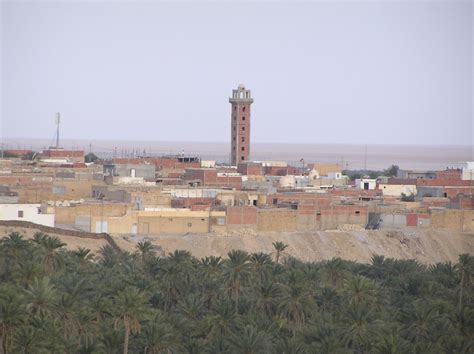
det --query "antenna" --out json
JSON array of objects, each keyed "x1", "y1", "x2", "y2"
[{"x1": 55, "y1": 112, "x2": 61, "y2": 148}]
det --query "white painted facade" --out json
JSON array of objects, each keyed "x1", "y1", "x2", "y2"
[
  {"x1": 327, "y1": 172, "x2": 342, "y2": 180},
  {"x1": 379, "y1": 184, "x2": 417, "y2": 196},
  {"x1": 461, "y1": 162, "x2": 474, "y2": 180},
  {"x1": 0, "y1": 204, "x2": 55, "y2": 227},
  {"x1": 200, "y1": 160, "x2": 216, "y2": 168},
  {"x1": 355, "y1": 178, "x2": 377, "y2": 190}
]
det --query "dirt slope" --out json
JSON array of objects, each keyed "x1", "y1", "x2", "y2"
[
  {"x1": 113, "y1": 228, "x2": 473, "y2": 264},
  {"x1": 0, "y1": 225, "x2": 109, "y2": 252},
  {"x1": 1, "y1": 223, "x2": 472, "y2": 264}
]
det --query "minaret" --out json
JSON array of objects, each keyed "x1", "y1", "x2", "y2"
[{"x1": 229, "y1": 84, "x2": 253, "y2": 165}]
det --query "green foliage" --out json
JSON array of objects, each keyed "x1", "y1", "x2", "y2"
[
  {"x1": 401, "y1": 193, "x2": 416, "y2": 202},
  {"x1": 85, "y1": 152, "x2": 99, "y2": 163},
  {"x1": 384, "y1": 164, "x2": 400, "y2": 177},
  {"x1": 0, "y1": 232, "x2": 473, "y2": 353}
]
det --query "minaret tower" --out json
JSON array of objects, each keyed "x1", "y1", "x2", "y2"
[{"x1": 229, "y1": 84, "x2": 253, "y2": 165}]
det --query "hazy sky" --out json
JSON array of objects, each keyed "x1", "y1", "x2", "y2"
[{"x1": 1, "y1": 1, "x2": 473, "y2": 145}]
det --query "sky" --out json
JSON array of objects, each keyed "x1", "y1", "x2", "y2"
[{"x1": 1, "y1": 0, "x2": 473, "y2": 146}]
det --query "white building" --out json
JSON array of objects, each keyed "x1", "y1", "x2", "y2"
[
  {"x1": 0, "y1": 204, "x2": 55, "y2": 227},
  {"x1": 461, "y1": 162, "x2": 474, "y2": 180},
  {"x1": 327, "y1": 172, "x2": 342, "y2": 180},
  {"x1": 378, "y1": 183, "x2": 417, "y2": 197},
  {"x1": 355, "y1": 178, "x2": 377, "y2": 190}
]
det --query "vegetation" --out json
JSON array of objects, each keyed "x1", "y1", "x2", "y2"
[
  {"x1": 85, "y1": 153, "x2": 99, "y2": 163},
  {"x1": 383, "y1": 165, "x2": 399, "y2": 177},
  {"x1": 0, "y1": 232, "x2": 473, "y2": 353},
  {"x1": 400, "y1": 193, "x2": 416, "y2": 202},
  {"x1": 343, "y1": 165, "x2": 400, "y2": 181}
]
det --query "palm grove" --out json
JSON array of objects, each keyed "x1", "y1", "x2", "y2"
[{"x1": 0, "y1": 232, "x2": 472, "y2": 353}]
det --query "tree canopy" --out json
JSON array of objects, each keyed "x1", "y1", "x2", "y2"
[{"x1": 0, "y1": 232, "x2": 472, "y2": 353}]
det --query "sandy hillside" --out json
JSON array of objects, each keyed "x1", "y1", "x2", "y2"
[
  {"x1": 0, "y1": 225, "x2": 109, "y2": 252},
  {"x1": 112, "y1": 228, "x2": 473, "y2": 264},
  {"x1": 1, "y1": 224, "x2": 472, "y2": 264}
]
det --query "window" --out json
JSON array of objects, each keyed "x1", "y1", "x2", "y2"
[
  {"x1": 316, "y1": 212, "x2": 321, "y2": 221},
  {"x1": 242, "y1": 107, "x2": 246, "y2": 112},
  {"x1": 241, "y1": 147, "x2": 245, "y2": 151},
  {"x1": 242, "y1": 127, "x2": 245, "y2": 131},
  {"x1": 241, "y1": 137, "x2": 245, "y2": 142},
  {"x1": 355, "y1": 211, "x2": 360, "y2": 215},
  {"x1": 242, "y1": 116, "x2": 245, "y2": 121},
  {"x1": 241, "y1": 156, "x2": 245, "y2": 161},
  {"x1": 18, "y1": 211, "x2": 24, "y2": 218}
]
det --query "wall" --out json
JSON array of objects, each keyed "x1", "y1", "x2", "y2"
[
  {"x1": 54, "y1": 203, "x2": 129, "y2": 225},
  {"x1": 430, "y1": 210, "x2": 474, "y2": 232},
  {"x1": 257, "y1": 209, "x2": 297, "y2": 231},
  {"x1": 226, "y1": 206, "x2": 258, "y2": 227},
  {"x1": 379, "y1": 184, "x2": 417, "y2": 197},
  {"x1": 0, "y1": 204, "x2": 55, "y2": 226}
]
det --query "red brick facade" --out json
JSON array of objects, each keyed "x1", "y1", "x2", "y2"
[{"x1": 230, "y1": 85, "x2": 253, "y2": 165}]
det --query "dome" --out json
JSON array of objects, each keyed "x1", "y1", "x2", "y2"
[{"x1": 238, "y1": 84, "x2": 245, "y2": 90}]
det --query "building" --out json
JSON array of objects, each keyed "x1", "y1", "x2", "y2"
[
  {"x1": 355, "y1": 178, "x2": 377, "y2": 190},
  {"x1": 103, "y1": 163, "x2": 155, "y2": 180},
  {"x1": 461, "y1": 162, "x2": 474, "y2": 180},
  {"x1": 41, "y1": 148, "x2": 85, "y2": 163},
  {"x1": 0, "y1": 204, "x2": 55, "y2": 226},
  {"x1": 378, "y1": 179, "x2": 417, "y2": 197},
  {"x1": 229, "y1": 84, "x2": 253, "y2": 165}
]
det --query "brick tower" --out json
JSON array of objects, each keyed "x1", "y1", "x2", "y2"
[{"x1": 229, "y1": 84, "x2": 253, "y2": 165}]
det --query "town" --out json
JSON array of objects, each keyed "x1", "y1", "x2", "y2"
[{"x1": 1, "y1": 85, "x2": 472, "y2": 253}]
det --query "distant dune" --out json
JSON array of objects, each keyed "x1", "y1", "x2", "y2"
[{"x1": 4, "y1": 137, "x2": 472, "y2": 170}]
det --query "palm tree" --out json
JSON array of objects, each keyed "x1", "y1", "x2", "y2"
[
  {"x1": 323, "y1": 258, "x2": 347, "y2": 289},
  {"x1": 99, "y1": 245, "x2": 120, "y2": 268},
  {"x1": 12, "y1": 258, "x2": 43, "y2": 288},
  {"x1": 249, "y1": 252, "x2": 272, "y2": 284},
  {"x1": 33, "y1": 233, "x2": 66, "y2": 274},
  {"x1": 136, "y1": 241, "x2": 155, "y2": 264},
  {"x1": 272, "y1": 241, "x2": 288, "y2": 264},
  {"x1": 455, "y1": 254, "x2": 473, "y2": 310},
  {"x1": 142, "y1": 311, "x2": 180, "y2": 353},
  {"x1": 11, "y1": 326, "x2": 44, "y2": 354},
  {"x1": 24, "y1": 277, "x2": 58, "y2": 319},
  {"x1": 227, "y1": 324, "x2": 274, "y2": 354},
  {"x1": 278, "y1": 282, "x2": 313, "y2": 331},
  {"x1": 113, "y1": 287, "x2": 147, "y2": 354},
  {"x1": 255, "y1": 282, "x2": 282, "y2": 318},
  {"x1": 73, "y1": 248, "x2": 94, "y2": 267},
  {"x1": 341, "y1": 302, "x2": 381, "y2": 352},
  {"x1": 0, "y1": 286, "x2": 25, "y2": 354},
  {"x1": 223, "y1": 250, "x2": 251, "y2": 313},
  {"x1": 343, "y1": 275, "x2": 379, "y2": 306}
]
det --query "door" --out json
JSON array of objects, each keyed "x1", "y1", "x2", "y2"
[
  {"x1": 364, "y1": 182, "x2": 369, "y2": 190},
  {"x1": 131, "y1": 223, "x2": 138, "y2": 235}
]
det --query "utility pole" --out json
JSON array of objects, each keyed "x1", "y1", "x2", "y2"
[
  {"x1": 55, "y1": 112, "x2": 61, "y2": 148},
  {"x1": 364, "y1": 145, "x2": 367, "y2": 173}
]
